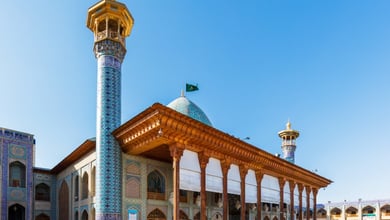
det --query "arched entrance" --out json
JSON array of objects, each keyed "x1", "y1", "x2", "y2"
[
  {"x1": 147, "y1": 208, "x2": 166, "y2": 220},
  {"x1": 58, "y1": 181, "x2": 69, "y2": 220},
  {"x1": 81, "y1": 210, "x2": 88, "y2": 220},
  {"x1": 8, "y1": 204, "x2": 25, "y2": 220},
  {"x1": 35, "y1": 213, "x2": 50, "y2": 220},
  {"x1": 179, "y1": 210, "x2": 189, "y2": 220}
]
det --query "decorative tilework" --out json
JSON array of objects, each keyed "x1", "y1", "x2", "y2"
[
  {"x1": 95, "y1": 39, "x2": 125, "y2": 220},
  {"x1": 0, "y1": 129, "x2": 34, "y2": 220},
  {"x1": 281, "y1": 145, "x2": 296, "y2": 164}
]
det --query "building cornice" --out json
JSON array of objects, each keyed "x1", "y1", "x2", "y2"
[{"x1": 114, "y1": 103, "x2": 332, "y2": 189}]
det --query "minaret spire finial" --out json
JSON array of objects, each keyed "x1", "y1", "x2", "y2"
[{"x1": 286, "y1": 119, "x2": 291, "y2": 130}]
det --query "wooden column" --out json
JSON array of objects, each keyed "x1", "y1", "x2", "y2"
[
  {"x1": 305, "y1": 186, "x2": 311, "y2": 220},
  {"x1": 256, "y1": 171, "x2": 264, "y2": 220},
  {"x1": 239, "y1": 166, "x2": 248, "y2": 220},
  {"x1": 289, "y1": 181, "x2": 296, "y2": 220},
  {"x1": 221, "y1": 160, "x2": 231, "y2": 220},
  {"x1": 312, "y1": 188, "x2": 318, "y2": 220},
  {"x1": 298, "y1": 184, "x2": 304, "y2": 220},
  {"x1": 279, "y1": 178, "x2": 286, "y2": 220},
  {"x1": 198, "y1": 152, "x2": 209, "y2": 220},
  {"x1": 169, "y1": 145, "x2": 184, "y2": 220}
]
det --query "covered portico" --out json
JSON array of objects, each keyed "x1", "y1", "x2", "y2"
[{"x1": 114, "y1": 103, "x2": 331, "y2": 220}]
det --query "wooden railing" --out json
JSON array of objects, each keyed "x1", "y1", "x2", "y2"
[
  {"x1": 147, "y1": 192, "x2": 165, "y2": 200},
  {"x1": 95, "y1": 30, "x2": 125, "y2": 46}
]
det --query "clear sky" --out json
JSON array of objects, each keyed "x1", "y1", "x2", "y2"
[{"x1": 1, "y1": 0, "x2": 389, "y2": 204}]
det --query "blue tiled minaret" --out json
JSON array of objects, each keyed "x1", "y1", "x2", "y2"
[
  {"x1": 87, "y1": 1, "x2": 134, "y2": 219},
  {"x1": 278, "y1": 121, "x2": 300, "y2": 164}
]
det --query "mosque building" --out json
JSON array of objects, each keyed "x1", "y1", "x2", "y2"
[
  {"x1": 317, "y1": 199, "x2": 390, "y2": 220},
  {"x1": 0, "y1": 0, "x2": 332, "y2": 220}
]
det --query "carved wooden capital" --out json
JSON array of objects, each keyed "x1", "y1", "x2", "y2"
[
  {"x1": 198, "y1": 151, "x2": 209, "y2": 169},
  {"x1": 312, "y1": 188, "x2": 318, "y2": 197},
  {"x1": 220, "y1": 159, "x2": 231, "y2": 176},
  {"x1": 288, "y1": 180, "x2": 296, "y2": 193},
  {"x1": 278, "y1": 177, "x2": 286, "y2": 190},
  {"x1": 239, "y1": 165, "x2": 248, "y2": 180},
  {"x1": 169, "y1": 144, "x2": 184, "y2": 160},
  {"x1": 255, "y1": 170, "x2": 264, "y2": 185},
  {"x1": 297, "y1": 183, "x2": 304, "y2": 193},
  {"x1": 305, "y1": 185, "x2": 311, "y2": 196}
]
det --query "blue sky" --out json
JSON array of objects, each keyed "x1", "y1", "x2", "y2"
[{"x1": 1, "y1": 0, "x2": 389, "y2": 204}]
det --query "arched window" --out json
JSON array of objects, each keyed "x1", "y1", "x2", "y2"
[
  {"x1": 82, "y1": 172, "x2": 89, "y2": 199},
  {"x1": 35, "y1": 213, "x2": 50, "y2": 220},
  {"x1": 9, "y1": 161, "x2": 26, "y2": 187},
  {"x1": 35, "y1": 183, "x2": 50, "y2": 201},
  {"x1": 147, "y1": 208, "x2": 166, "y2": 220},
  {"x1": 81, "y1": 210, "x2": 88, "y2": 220},
  {"x1": 317, "y1": 209, "x2": 327, "y2": 218},
  {"x1": 91, "y1": 166, "x2": 96, "y2": 197},
  {"x1": 180, "y1": 210, "x2": 189, "y2": 220},
  {"x1": 147, "y1": 170, "x2": 165, "y2": 200},
  {"x1": 381, "y1": 205, "x2": 390, "y2": 216},
  {"x1": 59, "y1": 181, "x2": 69, "y2": 220},
  {"x1": 346, "y1": 207, "x2": 358, "y2": 216},
  {"x1": 363, "y1": 206, "x2": 376, "y2": 214},
  {"x1": 147, "y1": 170, "x2": 165, "y2": 193},
  {"x1": 9, "y1": 204, "x2": 25, "y2": 220},
  {"x1": 74, "y1": 175, "x2": 79, "y2": 201}
]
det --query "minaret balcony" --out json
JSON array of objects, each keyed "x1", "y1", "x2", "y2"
[{"x1": 95, "y1": 30, "x2": 125, "y2": 47}]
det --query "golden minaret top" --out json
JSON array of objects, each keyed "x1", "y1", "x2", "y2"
[
  {"x1": 278, "y1": 120, "x2": 299, "y2": 139},
  {"x1": 86, "y1": 0, "x2": 134, "y2": 47}
]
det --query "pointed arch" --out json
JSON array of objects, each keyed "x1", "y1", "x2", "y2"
[
  {"x1": 82, "y1": 172, "x2": 89, "y2": 199},
  {"x1": 91, "y1": 166, "x2": 96, "y2": 197},
  {"x1": 346, "y1": 206, "x2": 358, "y2": 216},
  {"x1": 58, "y1": 181, "x2": 69, "y2": 220},
  {"x1": 147, "y1": 170, "x2": 165, "y2": 200},
  {"x1": 330, "y1": 207, "x2": 342, "y2": 220},
  {"x1": 317, "y1": 208, "x2": 327, "y2": 218},
  {"x1": 81, "y1": 210, "x2": 88, "y2": 220},
  {"x1": 363, "y1": 206, "x2": 376, "y2": 214},
  {"x1": 180, "y1": 210, "x2": 189, "y2": 220},
  {"x1": 381, "y1": 204, "x2": 390, "y2": 216},
  {"x1": 74, "y1": 174, "x2": 80, "y2": 201},
  {"x1": 9, "y1": 161, "x2": 26, "y2": 187},
  {"x1": 147, "y1": 208, "x2": 166, "y2": 220},
  {"x1": 35, "y1": 213, "x2": 50, "y2": 220},
  {"x1": 9, "y1": 203, "x2": 25, "y2": 220},
  {"x1": 35, "y1": 183, "x2": 50, "y2": 201}
]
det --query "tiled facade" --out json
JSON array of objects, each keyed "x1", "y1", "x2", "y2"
[
  {"x1": 95, "y1": 40, "x2": 125, "y2": 220},
  {"x1": 0, "y1": 128, "x2": 35, "y2": 220}
]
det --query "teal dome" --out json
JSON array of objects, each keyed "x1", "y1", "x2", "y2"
[{"x1": 167, "y1": 95, "x2": 213, "y2": 126}]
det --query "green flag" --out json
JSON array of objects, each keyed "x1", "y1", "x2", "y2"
[{"x1": 186, "y1": 83, "x2": 199, "y2": 92}]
